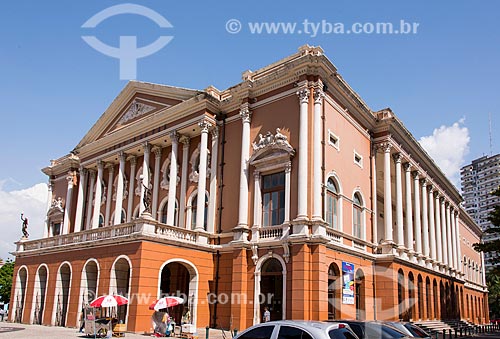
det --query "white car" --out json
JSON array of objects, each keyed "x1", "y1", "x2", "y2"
[{"x1": 234, "y1": 320, "x2": 360, "y2": 339}]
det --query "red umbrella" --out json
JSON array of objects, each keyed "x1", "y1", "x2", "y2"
[
  {"x1": 90, "y1": 295, "x2": 129, "y2": 308},
  {"x1": 149, "y1": 296, "x2": 184, "y2": 311}
]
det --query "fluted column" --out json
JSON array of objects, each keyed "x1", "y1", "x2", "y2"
[
  {"x1": 312, "y1": 87, "x2": 324, "y2": 220},
  {"x1": 62, "y1": 172, "x2": 75, "y2": 235},
  {"x1": 456, "y1": 212, "x2": 462, "y2": 272},
  {"x1": 43, "y1": 181, "x2": 53, "y2": 238},
  {"x1": 428, "y1": 186, "x2": 436, "y2": 261},
  {"x1": 126, "y1": 156, "x2": 136, "y2": 222},
  {"x1": 446, "y1": 203, "x2": 453, "y2": 269},
  {"x1": 413, "y1": 171, "x2": 422, "y2": 255},
  {"x1": 167, "y1": 132, "x2": 179, "y2": 225},
  {"x1": 371, "y1": 148, "x2": 378, "y2": 244},
  {"x1": 434, "y1": 193, "x2": 443, "y2": 263},
  {"x1": 113, "y1": 152, "x2": 126, "y2": 225},
  {"x1": 92, "y1": 160, "x2": 104, "y2": 229},
  {"x1": 152, "y1": 146, "x2": 162, "y2": 220},
  {"x1": 237, "y1": 104, "x2": 251, "y2": 228},
  {"x1": 450, "y1": 207, "x2": 458, "y2": 270},
  {"x1": 297, "y1": 88, "x2": 309, "y2": 219},
  {"x1": 104, "y1": 164, "x2": 114, "y2": 226},
  {"x1": 284, "y1": 162, "x2": 291, "y2": 224},
  {"x1": 86, "y1": 170, "x2": 96, "y2": 229},
  {"x1": 207, "y1": 127, "x2": 219, "y2": 233},
  {"x1": 253, "y1": 171, "x2": 262, "y2": 229},
  {"x1": 140, "y1": 143, "x2": 151, "y2": 215},
  {"x1": 394, "y1": 154, "x2": 404, "y2": 247},
  {"x1": 421, "y1": 179, "x2": 430, "y2": 258},
  {"x1": 196, "y1": 120, "x2": 210, "y2": 231},
  {"x1": 74, "y1": 167, "x2": 87, "y2": 232},
  {"x1": 441, "y1": 198, "x2": 448, "y2": 266},
  {"x1": 382, "y1": 142, "x2": 393, "y2": 242},
  {"x1": 404, "y1": 163, "x2": 414, "y2": 250},
  {"x1": 179, "y1": 136, "x2": 190, "y2": 228}
]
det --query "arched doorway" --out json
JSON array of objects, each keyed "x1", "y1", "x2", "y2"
[
  {"x1": 53, "y1": 263, "x2": 71, "y2": 327},
  {"x1": 78, "y1": 260, "x2": 99, "y2": 326},
  {"x1": 417, "y1": 275, "x2": 423, "y2": 320},
  {"x1": 32, "y1": 265, "x2": 48, "y2": 324},
  {"x1": 433, "y1": 279, "x2": 438, "y2": 320},
  {"x1": 444, "y1": 282, "x2": 450, "y2": 319},
  {"x1": 439, "y1": 281, "x2": 445, "y2": 319},
  {"x1": 254, "y1": 255, "x2": 286, "y2": 324},
  {"x1": 13, "y1": 266, "x2": 28, "y2": 323},
  {"x1": 397, "y1": 269, "x2": 405, "y2": 320},
  {"x1": 110, "y1": 257, "x2": 131, "y2": 324},
  {"x1": 159, "y1": 262, "x2": 191, "y2": 324},
  {"x1": 425, "y1": 277, "x2": 431, "y2": 320},
  {"x1": 355, "y1": 269, "x2": 365, "y2": 320},
  {"x1": 328, "y1": 263, "x2": 341, "y2": 320},
  {"x1": 408, "y1": 273, "x2": 415, "y2": 320}
]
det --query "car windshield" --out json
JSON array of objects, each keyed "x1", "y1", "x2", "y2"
[
  {"x1": 404, "y1": 324, "x2": 429, "y2": 338},
  {"x1": 364, "y1": 323, "x2": 406, "y2": 339}
]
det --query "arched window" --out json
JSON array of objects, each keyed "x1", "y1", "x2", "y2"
[
  {"x1": 191, "y1": 194, "x2": 208, "y2": 230},
  {"x1": 161, "y1": 201, "x2": 178, "y2": 226},
  {"x1": 353, "y1": 193, "x2": 363, "y2": 238},
  {"x1": 326, "y1": 178, "x2": 339, "y2": 229}
]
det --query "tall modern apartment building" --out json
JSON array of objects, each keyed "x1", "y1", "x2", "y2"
[{"x1": 461, "y1": 153, "x2": 500, "y2": 270}]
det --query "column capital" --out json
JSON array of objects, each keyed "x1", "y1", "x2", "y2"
[
  {"x1": 285, "y1": 161, "x2": 292, "y2": 173},
  {"x1": 403, "y1": 162, "x2": 412, "y2": 172},
  {"x1": 420, "y1": 178, "x2": 428, "y2": 187},
  {"x1": 127, "y1": 155, "x2": 137, "y2": 166},
  {"x1": 105, "y1": 162, "x2": 115, "y2": 172},
  {"x1": 66, "y1": 171, "x2": 76, "y2": 186},
  {"x1": 199, "y1": 119, "x2": 212, "y2": 133},
  {"x1": 118, "y1": 151, "x2": 126, "y2": 162},
  {"x1": 168, "y1": 131, "x2": 179, "y2": 143},
  {"x1": 296, "y1": 88, "x2": 310, "y2": 104},
  {"x1": 180, "y1": 135, "x2": 190, "y2": 147},
  {"x1": 143, "y1": 142, "x2": 151, "y2": 154},
  {"x1": 211, "y1": 125, "x2": 219, "y2": 139},
  {"x1": 79, "y1": 166, "x2": 88, "y2": 175},
  {"x1": 239, "y1": 103, "x2": 251, "y2": 124},
  {"x1": 377, "y1": 141, "x2": 392, "y2": 153},
  {"x1": 313, "y1": 88, "x2": 324, "y2": 104},
  {"x1": 392, "y1": 152, "x2": 403, "y2": 163},
  {"x1": 96, "y1": 159, "x2": 104, "y2": 170},
  {"x1": 412, "y1": 170, "x2": 421, "y2": 179},
  {"x1": 427, "y1": 183, "x2": 434, "y2": 192},
  {"x1": 152, "y1": 146, "x2": 163, "y2": 159},
  {"x1": 253, "y1": 170, "x2": 261, "y2": 180},
  {"x1": 88, "y1": 169, "x2": 96, "y2": 179}
]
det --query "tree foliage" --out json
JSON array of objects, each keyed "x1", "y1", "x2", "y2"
[
  {"x1": 473, "y1": 187, "x2": 500, "y2": 265},
  {"x1": 0, "y1": 259, "x2": 15, "y2": 304}
]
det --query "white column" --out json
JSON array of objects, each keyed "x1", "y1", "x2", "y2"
[
  {"x1": 86, "y1": 170, "x2": 96, "y2": 229},
  {"x1": 195, "y1": 120, "x2": 210, "y2": 231},
  {"x1": 371, "y1": 148, "x2": 378, "y2": 244},
  {"x1": 456, "y1": 212, "x2": 462, "y2": 272},
  {"x1": 167, "y1": 132, "x2": 179, "y2": 225},
  {"x1": 152, "y1": 146, "x2": 162, "y2": 220},
  {"x1": 179, "y1": 136, "x2": 190, "y2": 228},
  {"x1": 74, "y1": 167, "x2": 87, "y2": 232},
  {"x1": 428, "y1": 186, "x2": 436, "y2": 261},
  {"x1": 446, "y1": 203, "x2": 453, "y2": 268},
  {"x1": 237, "y1": 104, "x2": 251, "y2": 228},
  {"x1": 450, "y1": 207, "x2": 458, "y2": 270},
  {"x1": 284, "y1": 162, "x2": 291, "y2": 224},
  {"x1": 394, "y1": 153, "x2": 404, "y2": 247},
  {"x1": 62, "y1": 172, "x2": 75, "y2": 235},
  {"x1": 441, "y1": 198, "x2": 448, "y2": 266},
  {"x1": 92, "y1": 160, "x2": 104, "y2": 229},
  {"x1": 382, "y1": 143, "x2": 393, "y2": 242},
  {"x1": 140, "y1": 143, "x2": 151, "y2": 215},
  {"x1": 207, "y1": 127, "x2": 219, "y2": 233},
  {"x1": 253, "y1": 171, "x2": 262, "y2": 229},
  {"x1": 404, "y1": 163, "x2": 414, "y2": 250},
  {"x1": 435, "y1": 193, "x2": 443, "y2": 263},
  {"x1": 413, "y1": 171, "x2": 422, "y2": 255},
  {"x1": 126, "y1": 156, "x2": 136, "y2": 222},
  {"x1": 421, "y1": 179, "x2": 430, "y2": 258},
  {"x1": 312, "y1": 87, "x2": 324, "y2": 220},
  {"x1": 297, "y1": 88, "x2": 310, "y2": 219},
  {"x1": 104, "y1": 164, "x2": 114, "y2": 226},
  {"x1": 43, "y1": 181, "x2": 53, "y2": 238},
  {"x1": 114, "y1": 152, "x2": 126, "y2": 225}
]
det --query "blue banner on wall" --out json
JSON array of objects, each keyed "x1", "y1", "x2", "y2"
[{"x1": 342, "y1": 261, "x2": 355, "y2": 305}]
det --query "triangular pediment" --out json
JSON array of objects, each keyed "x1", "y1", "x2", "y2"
[{"x1": 75, "y1": 81, "x2": 199, "y2": 149}]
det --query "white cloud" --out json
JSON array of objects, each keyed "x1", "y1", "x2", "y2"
[
  {"x1": 0, "y1": 182, "x2": 48, "y2": 261},
  {"x1": 418, "y1": 118, "x2": 470, "y2": 187}
]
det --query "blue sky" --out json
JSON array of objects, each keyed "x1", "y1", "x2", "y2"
[{"x1": 0, "y1": 1, "x2": 499, "y2": 257}]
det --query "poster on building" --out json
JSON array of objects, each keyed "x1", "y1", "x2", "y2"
[{"x1": 342, "y1": 261, "x2": 355, "y2": 304}]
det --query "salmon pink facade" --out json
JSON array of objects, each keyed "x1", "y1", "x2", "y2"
[{"x1": 11, "y1": 45, "x2": 488, "y2": 333}]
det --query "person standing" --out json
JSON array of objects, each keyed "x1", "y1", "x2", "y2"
[
  {"x1": 263, "y1": 307, "x2": 270, "y2": 323},
  {"x1": 0, "y1": 307, "x2": 5, "y2": 321}
]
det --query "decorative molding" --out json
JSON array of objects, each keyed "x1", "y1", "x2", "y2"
[
  {"x1": 313, "y1": 88, "x2": 324, "y2": 104},
  {"x1": 189, "y1": 143, "x2": 211, "y2": 183},
  {"x1": 239, "y1": 103, "x2": 251, "y2": 124},
  {"x1": 198, "y1": 119, "x2": 212, "y2": 133},
  {"x1": 160, "y1": 153, "x2": 180, "y2": 190},
  {"x1": 179, "y1": 135, "x2": 190, "y2": 147},
  {"x1": 282, "y1": 242, "x2": 290, "y2": 263},
  {"x1": 251, "y1": 244, "x2": 259, "y2": 265},
  {"x1": 117, "y1": 100, "x2": 156, "y2": 125},
  {"x1": 297, "y1": 88, "x2": 309, "y2": 104}
]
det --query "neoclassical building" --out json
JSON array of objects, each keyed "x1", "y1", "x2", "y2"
[{"x1": 11, "y1": 45, "x2": 488, "y2": 333}]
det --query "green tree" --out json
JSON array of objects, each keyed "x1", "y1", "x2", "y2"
[
  {"x1": 473, "y1": 187, "x2": 500, "y2": 264},
  {"x1": 0, "y1": 259, "x2": 15, "y2": 304},
  {"x1": 487, "y1": 269, "x2": 500, "y2": 319}
]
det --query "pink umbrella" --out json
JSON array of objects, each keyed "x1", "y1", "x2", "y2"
[
  {"x1": 149, "y1": 296, "x2": 184, "y2": 311},
  {"x1": 90, "y1": 295, "x2": 129, "y2": 308}
]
